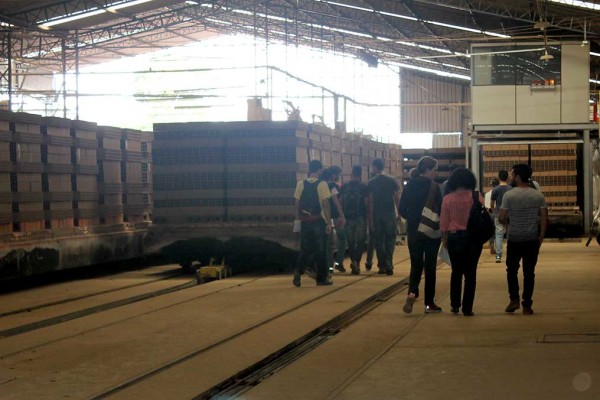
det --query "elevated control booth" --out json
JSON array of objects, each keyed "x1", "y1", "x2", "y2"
[{"x1": 469, "y1": 41, "x2": 597, "y2": 235}]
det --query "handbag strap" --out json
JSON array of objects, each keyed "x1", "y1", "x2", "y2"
[{"x1": 471, "y1": 191, "x2": 481, "y2": 209}]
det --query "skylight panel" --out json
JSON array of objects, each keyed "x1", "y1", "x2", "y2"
[{"x1": 549, "y1": 0, "x2": 600, "y2": 11}]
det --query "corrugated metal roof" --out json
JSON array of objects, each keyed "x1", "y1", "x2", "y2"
[{"x1": 400, "y1": 69, "x2": 471, "y2": 133}]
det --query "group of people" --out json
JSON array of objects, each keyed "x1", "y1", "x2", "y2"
[
  {"x1": 400, "y1": 157, "x2": 547, "y2": 316},
  {"x1": 292, "y1": 158, "x2": 399, "y2": 287},
  {"x1": 293, "y1": 156, "x2": 548, "y2": 317}
]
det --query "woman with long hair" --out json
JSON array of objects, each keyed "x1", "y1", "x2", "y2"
[{"x1": 440, "y1": 167, "x2": 484, "y2": 316}]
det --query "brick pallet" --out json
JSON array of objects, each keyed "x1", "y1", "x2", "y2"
[
  {"x1": 153, "y1": 121, "x2": 403, "y2": 224},
  {"x1": 402, "y1": 147, "x2": 466, "y2": 185},
  {"x1": 481, "y1": 143, "x2": 579, "y2": 212},
  {"x1": 0, "y1": 111, "x2": 153, "y2": 235}
]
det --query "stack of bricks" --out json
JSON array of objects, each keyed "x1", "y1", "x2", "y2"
[
  {"x1": 97, "y1": 126, "x2": 124, "y2": 225},
  {"x1": 402, "y1": 148, "x2": 466, "y2": 185},
  {"x1": 152, "y1": 121, "x2": 403, "y2": 224},
  {"x1": 152, "y1": 123, "x2": 227, "y2": 224},
  {"x1": 481, "y1": 144, "x2": 578, "y2": 212},
  {"x1": 42, "y1": 116, "x2": 74, "y2": 230},
  {"x1": 481, "y1": 144, "x2": 527, "y2": 194},
  {"x1": 121, "y1": 129, "x2": 152, "y2": 224},
  {"x1": 0, "y1": 110, "x2": 153, "y2": 235},
  {"x1": 4, "y1": 113, "x2": 45, "y2": 232},
  {"x1": 72, "y1": 120, "x2": 100, "y2": 228}
]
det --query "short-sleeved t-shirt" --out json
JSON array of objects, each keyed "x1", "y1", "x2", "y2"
[
  {"x1": 294, "y1": 178, "x2": 331, "y2": 221},
  {"x1": 328, "y1": 181, "x2": 340, "y2": 219},
  {"x1": 500, "y1": 187, "x2": 546, "y2": 242},
  {"x1": 491, "y1": 185, "x2": 512, "y2": 215},
  {"x1": 368, "y1": 174, "x2": 399, "y2": 219},
  {"x1": 484, "y1": 190, "x2": 492, "y2": 209}
]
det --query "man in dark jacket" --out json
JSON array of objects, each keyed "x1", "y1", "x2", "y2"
[
  {"x1": 367, "y1": 158, "x2": 400, "y2": 275},
  {"x1": 399, "y1": 156, "x2": 443, "y2": 313}
]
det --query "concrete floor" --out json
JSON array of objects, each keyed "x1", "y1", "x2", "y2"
[
  {"x1": 245, "y1": 240, "x2": 600, "y2": 400},
  {"x1": 0, "y1": 240, "x2": 599, "y2": 399}
]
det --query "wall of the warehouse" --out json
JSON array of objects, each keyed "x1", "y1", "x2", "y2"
[{"x1": 400, "y1": 69, "x2": 470, "y2": 134}]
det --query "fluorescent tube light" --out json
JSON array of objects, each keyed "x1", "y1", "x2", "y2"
[
  {"x1": 107, "y1": 0, "x2": 153, "y2": 12},
  {"x1": 39, "y1": 9, "x2": 106, "y2": 28},
  {"x1": 549, "y1": 0, "x2": 600, "y2": 11},
  {"x1": 38, "y1": 0, "x2": 153, "y2": 28}
]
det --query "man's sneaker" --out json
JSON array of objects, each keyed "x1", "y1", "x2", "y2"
[
  {"x1": 403, "y1": 293, "x2": 416, "y2": 314},
  {"x1": 364, "y1": 263, "x2": 372, "y2": 271},
  {"x1": 350, "y1": 261, "x2": 360, "y2": 275},
  {"x1": 334, "y1": 263, "x2": 347, "y2": 273},
  {"x1": 522, "y1": 307, "x2": 534, "y2": 315},
  {"x1": 316, "y1": 280, "x2": 333, "y2": 286},
  {"x1": 377, "y1": 268, "x2": 387, "y2": 275},
  {"x1": 505, "y1": 300, "x2": 520, "y2": 313},
  {"x1": 386, "y1": 269, "x2": 394, "y2": 276},
  {"x1": 305, "y1": 268, "x2": 316, "y2": 280},
  {"x1": 425, "y1": 304, "x2": 443, "y2": 313},
  {"x1": 292, "y1": 274, "x2": 301, "y2": 287},
  {"x1": 495, "y1": 255, "x2": 502, "y2": 263}
]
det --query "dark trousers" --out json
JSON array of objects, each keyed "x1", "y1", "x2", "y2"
[
  {"x1": 407, "y1": 232, "x2": 441, "y2": 305},
  {"x1": 345, "y1": 217, "x2": 366, "y2": 263},
  {"x1": 373, "y1": 217, "x2": 397, "y2": 271},
  {"x1": 506, "y1": 240, "x2": 540, "y2": 308},
  {"x1": 365, "y1": 234, "x2": 375, "y2": 266},
  {"x1": 447, "y1": 232, "x2": 482, "y2": 313},
  {"x1": 334, "y1": 224, "x2": 347, "y2": 265},
  {"x1": 295, "y1": 219, "x2": 328, "y2": 283}
]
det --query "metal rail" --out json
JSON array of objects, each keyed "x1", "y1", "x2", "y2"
[
  {"x1": 0, "y1": 278, "x2": 198, "y2": 339},
  {"x1": 0, "y1": 268, "x2": 185, "y2": 318},
  {"x1": 197, "y1": 275, "x2": 410, "y2": 399},
  {"x1": 89, "y1": 256, "x2": 416, "y2": 399}
]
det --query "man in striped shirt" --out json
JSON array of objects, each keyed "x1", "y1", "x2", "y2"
[{"x1": 498, "y1": 164, "x2": 547, "y2": 315}]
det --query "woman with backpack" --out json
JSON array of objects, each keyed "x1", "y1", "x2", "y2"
[
  {"x1": 439, "y1": 167, "x2": 484, "y2": 316},
  {"x1": 399, "y1": 156, "x2": 442, "y2": 313}
]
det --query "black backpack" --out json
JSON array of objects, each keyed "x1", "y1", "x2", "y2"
[
  {"x1": 299, "y1": 180, "x2": 322, "y2": 221},
  {"x1": 341, "y1": 182, "x2": 363, "y2": 219},
  {"x1": 467, "y1": 191, "x2": 495, "y2": 246}
]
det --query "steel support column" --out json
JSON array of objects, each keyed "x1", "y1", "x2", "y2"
[
  {"x1": 470, "y1": 134, "x2": 479, "y2": 188},
  {"x1": 0, "y1": 31, "x2": 13, "y2": 111},
  {"x1": 584, "y1": 129, "x2": 592, "y2": 233},
  {"x1": 62, "y1": 38, "x2": 67, "y2": 118},
  {"x1": 75, "y1": 31, "x2": 80, "y2": 120}
]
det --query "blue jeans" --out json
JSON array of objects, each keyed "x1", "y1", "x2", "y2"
[
  {"x1": 407, "y1": 232, "x2": 441, "y2": 305},
  {"x1": 494, "y1": 218, "x2": 506, "y2": 258}
]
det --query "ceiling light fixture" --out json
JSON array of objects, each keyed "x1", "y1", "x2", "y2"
[
  {"x1": 540, "y1": 49, "x2": 554, "y2": 61},
  {"x1": 38, "y1": 0, "x2": 153, "y2": 28},
  {"x1": 534, "y1": 20, "x2": 550, "y2": 30}
]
